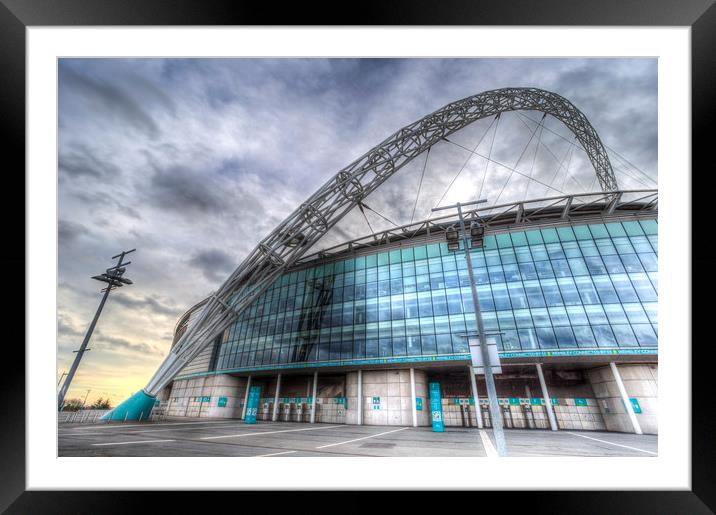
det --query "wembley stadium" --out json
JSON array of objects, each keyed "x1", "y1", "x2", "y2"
[{"x1": 103, "y1": 87, "x2": 658, "y2": 436}]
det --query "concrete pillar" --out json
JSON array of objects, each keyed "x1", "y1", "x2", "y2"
[
  {"x1": 357, "y1": 370, "x2": 363, "y2": 425},
  {"x1": 536, "y1": 363, "x2": 558, "y2": 431},
  {"x1": 610, "y1": 362, "x2": 643, "y2": 435},
  {"x1": 409, "y1": 368, "x2": 418, "y2": 427},
  {"x1": 468, "y1": 365, "x2": 484, "y2": 429},
  {"x1": 310, "y1": 371, "x2": 318, "y2": 424},
  {"x1": 306, "y1": 378, "x2": 311, "y2": 397},
  {"x1": 241, "y1": 375, "x2": 252, "y2": 420},
  {"x1": 271, "y1": 373, "x2": 282, "y2": 422}
]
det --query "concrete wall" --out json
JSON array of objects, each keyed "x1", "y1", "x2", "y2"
[
  {"x1": 587, "y1": 364, "x2": 658, "y2": 435},
  {"x1": 160, "y1": 364, "x2": 656, "y2": 434},
  {"x1": 166, "y1": 374, "x2": 248, "y2": 419},
  {"x1": 345, "y1": 369, "x2": 430, "y2": 426}
]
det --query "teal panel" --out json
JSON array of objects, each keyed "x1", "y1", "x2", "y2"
[
  {"x1": 414, "y1": 245, "x2": 427, "y2": 260},
  {"x1": 605, "y1": 222, "x2": 627, "y2": 237},
  {"x1": 427, "y1": 243, "x2": 441, "y2": 258},
  {"x1": 429, "y1": 382, "x2": 444, "y2": 432},
  {"x1": 639, "y1": 219, "x2": 658, "y2": 235},
  {"x1": 541, "y1": 227, "x2": 560, "y2": 243},
  {"x1": 496, "y1": 233, "x2": 513, "y2": 248},
  {"x1": 525, "y1": 229, "x2": 544, "y2": 245},
  {"x1": 483, "y1": 235, "x2": 497, "y2": 250},
  {"x1": 510, "y1": 231, "x2": 528, "y2": 247},
  {"x1": 588, "y1": 223, "x2": 609, "y2": 239},
  {"x1": 100, "y1": 390, "x2": 157, "y2": 422},
  {"x1": 622, "y1": 221, "x2": 645, "y2": 236},
  {"x1": 557, "y1": 226, "x2": 576, "y2": 241},
  {"x1": 244, "y1": 385, "x2": 262, "y2": 424},
  {"x1": 573, "y1": 225, "x2": 592, "y2": 240}
]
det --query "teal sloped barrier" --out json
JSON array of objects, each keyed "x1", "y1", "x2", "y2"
[{"x1": 100, "y1": 390, "x2": 157, "y2": 421}]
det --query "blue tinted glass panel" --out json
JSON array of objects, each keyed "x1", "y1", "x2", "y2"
[{"x1": 215, "y1": 215, "x2": 658, "y2": 370}]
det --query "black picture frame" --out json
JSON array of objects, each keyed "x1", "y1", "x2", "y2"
[{"x1": 3, "y1": 0, "x2": 712, "y2": 512}]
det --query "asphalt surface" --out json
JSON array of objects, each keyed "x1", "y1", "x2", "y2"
[{"x1": 58, "y1": 419, "x2": 658, "y2": 457}]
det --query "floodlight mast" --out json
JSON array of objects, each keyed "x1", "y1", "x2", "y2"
[
  {"x1": 57, "y1": 249, "x2": 135, "y2": 411},
  {"x1": 432, "y1": 200, "x2": 507, "y2": 457}
]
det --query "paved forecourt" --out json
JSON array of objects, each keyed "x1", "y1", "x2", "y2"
[{"x1": 58, "y1": 420, "x2": 657, "y2": 458}]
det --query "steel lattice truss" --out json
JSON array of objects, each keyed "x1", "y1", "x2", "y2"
[{"x1": 144, "y1": 87, "x2": 618, "y2": 395}]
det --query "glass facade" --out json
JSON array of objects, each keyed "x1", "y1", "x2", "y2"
[{"x1": 212, "y1": 218, "x2": 658, "y2": 371}]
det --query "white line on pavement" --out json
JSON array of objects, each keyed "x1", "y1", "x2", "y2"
[
  {"x1": 91, "y1": 439, "x2": 176, "y2": 447},
  {"x1": 566, "y1": 432, "x2": 657, "y2": 456},
  {"x1": 69, "y1": 420, "x2": 242, "y2": 430},
  {"x1": 60, "y1": 423, "x2": 252, "y2": 437},
  {"x1": 255, "y1": 450, "x2": 297, "y2": 457},
  {"x1": 315, "y1": 427, "x2": 409, "y2": 449},
  {"x1": 200, "y1": 425, "x2": 345, "y2": 440},
  {"x1": 479, "y1": 430, "x2": 497, "y2": 458}
]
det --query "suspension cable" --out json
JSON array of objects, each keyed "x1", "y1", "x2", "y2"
[
  {"x1": 443, "y1": 133, "x2": 570, "y2": 202},
  {"x1": 516, "y1": 114, "x2": 591, "y2": 194},
  {"x1": 523, "y1": 113, "x2": 547, "y2": 201},
  {"x1": 517, "y1": 111, "x2": 657, "y2": 187},
  {"x1": 609, "y1": 152, "x2": 655, "y2": 187},
  {"x1": 604, "y1": 145, "x2": 657, "y2": 185},
  {"x1": 548, "y1": 138, "x2": 574, "y2": 189},
  {"x1": 357, "y1": 202, "x2": 375, "y2": 236},
  {"x1": 360, "y1": 201, "x2": 400, "y2": 228},
  {"x1": 493, "y1": 112, "x2": 547, "y2": 206},
  {"x1": 477, "y1": 113, "x2": 502, "y2": 201},
  {"x1": 410, "y1": 147, "x2": 430, "y2": 224},
  {"x1": 429, "y1": 115, "x2": 499, "y2": 216}
]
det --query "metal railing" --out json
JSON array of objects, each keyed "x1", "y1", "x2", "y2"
[{"x1": 58, "y1": 409, "x2": 111, "y2": 424}]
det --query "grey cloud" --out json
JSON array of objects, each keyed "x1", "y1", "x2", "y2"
[
  {"x1": 58, "y1": 219, "x2": 91, "y2": 244},
  {"x1": 59, "y1": 145, "x2": 122, "y2": 179},
  {"x1": 57, "y1": 313, "x2": 84, "y2": 338},
  {"x1": 148, "y1": 166, "x2": 229, "y2": 215},
  {"x1": 71, "y1": 191, "x2": 143, "y2": 221},
  {"x1": 60, "y1": 64, "x2": 161, "y2": 138},
  {"x1": 188, "y1": 249, "x2": 236, "y2": 283},
  {"x1": 95, "y1": 332, "x2": 163, "y2": 356},
  {"x1": 110, "y1": 293, "x2": 181, "y2": 318}
]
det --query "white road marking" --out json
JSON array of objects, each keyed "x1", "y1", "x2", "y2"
[
  {"x1": 315, "y1": 427, "x2": 409, "y2": 449},
  {"x1": 479, "y1": 430, "x2": 498, "y2": 457},
  {"x1": 566, "y1": 432, "x2": 657, "y2": 455},
  {"x1": 255, "y1": 450, "x2": 297, "y2": 457},
  {"x1": 60, "y1": 423, "x2": 250, "y2": 437},
  {"x1": 200, "y1": 425, "x2": 345, "y2": 440},
  {"x1": 68, "y1": 420, "x2": 242, "y2": 430},
  {"x1": 91, "y1": 439, "x2": 176, "y2": 447}
]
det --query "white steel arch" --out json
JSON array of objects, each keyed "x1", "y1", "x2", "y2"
[{"x1": 139, "y1": 87, "x2": 617, "y2": 402}]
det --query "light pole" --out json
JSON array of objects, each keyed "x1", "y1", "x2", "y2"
[
  {"x1": 57, "y1": 249, "x2": 135, "y2": 411},
  {"x1": 432, "y1": 200, "x2": 508, "y2": 457},
  {"x1": 57, "y1": 371, "x2": 67, "y2": 387},
  {"x1": 81, "y1": 389, "x2": 91, "y2": 409}
]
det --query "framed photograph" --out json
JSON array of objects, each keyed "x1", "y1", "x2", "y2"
[{"x1": 5, "y1": 0, "x2": 712, "y2": 512}]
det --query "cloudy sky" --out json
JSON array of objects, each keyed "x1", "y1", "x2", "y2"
[{"x1": 57, "y1": 58, "x2": 657, "y2": 405}]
